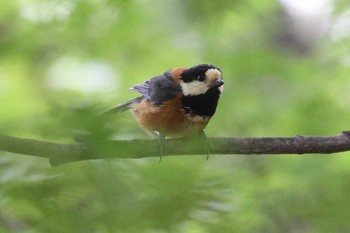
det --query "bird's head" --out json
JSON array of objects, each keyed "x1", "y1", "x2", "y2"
[{"x1": 179, "y1": 64, "x2": 224, "y2": 96}]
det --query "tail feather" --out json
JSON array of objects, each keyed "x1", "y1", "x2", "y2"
[{"x1": 104, "y1": 96, "x2": 143, "y2": 115}]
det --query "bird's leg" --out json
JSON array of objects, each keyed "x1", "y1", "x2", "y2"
[
  {"x1": 198, "y1": 130, "x2": 212, "y2": 160},
  {"x1": 154, "y1": 131, "x2": 165, "y2": 162}
]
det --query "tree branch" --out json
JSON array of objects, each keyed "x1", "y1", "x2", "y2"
[{"x1": 1, "y1": 131, "x2": 350, "y2": 166}]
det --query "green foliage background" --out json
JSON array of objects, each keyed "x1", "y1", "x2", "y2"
[{"x1": 1, "y1": 0, "x2": 350, "y2": 232}]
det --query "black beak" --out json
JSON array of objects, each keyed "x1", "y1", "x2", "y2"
[{"x1": 214, "y1": 79, "x2": 224, "y2": 87}]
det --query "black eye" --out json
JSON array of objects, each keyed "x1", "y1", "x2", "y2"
[{"x1": 197, "y1": 75, "x2": 205, "y2": 81}]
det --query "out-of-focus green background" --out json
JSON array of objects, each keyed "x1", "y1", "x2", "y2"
[{"x1": 1, "y1": 0, "x2": 350, "y2": 232}]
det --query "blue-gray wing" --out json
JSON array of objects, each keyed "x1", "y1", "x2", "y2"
[{"x1": 131, "y1": 71, "x2": 182, "y2": 105}]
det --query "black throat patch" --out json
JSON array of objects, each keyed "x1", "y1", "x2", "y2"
[{"x1": 181, "y1": 87, "x2": 221, "y2": 118}]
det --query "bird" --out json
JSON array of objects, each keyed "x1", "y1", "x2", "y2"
[{"x1": 106, "y1": 64, "x2": 224, "y2": 160}]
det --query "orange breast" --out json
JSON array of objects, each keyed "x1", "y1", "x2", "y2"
[{"x1": 131, "y1": 95, "x2": 209, "y2": 137}]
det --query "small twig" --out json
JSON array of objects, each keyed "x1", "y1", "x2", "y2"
[{"x1": 0, "y1": 131, "x2": 350, "y2": 166}]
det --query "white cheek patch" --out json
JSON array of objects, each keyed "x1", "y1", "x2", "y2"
[
  {"x1": 180, "y1": 68, "x2": 223, "y2": 96},
  {"x1": 206, "y1": 68, "x2": 224, "y2": 93},
  {"x1": 205, "y1": 69, "x2": 222, "y2": 82},
  {"x1": 180, "y1": 80, "x2": 209, "y2": 96}
]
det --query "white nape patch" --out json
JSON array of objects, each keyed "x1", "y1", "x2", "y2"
[{"x1": 180, "y1": 80, "x2": 209, "y2": 96}]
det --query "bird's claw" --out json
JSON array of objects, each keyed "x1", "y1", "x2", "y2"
[
  {"x1": 154, "y1": 131, "x2": 165, "y2": 162},
  {"x1": 199, "y1": 130, "x2": 212, "y2": 160}
]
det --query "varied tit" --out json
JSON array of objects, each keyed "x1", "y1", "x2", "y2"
[{"x1": 106, "y1": 64, "x2": 224, "y2": 159}]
